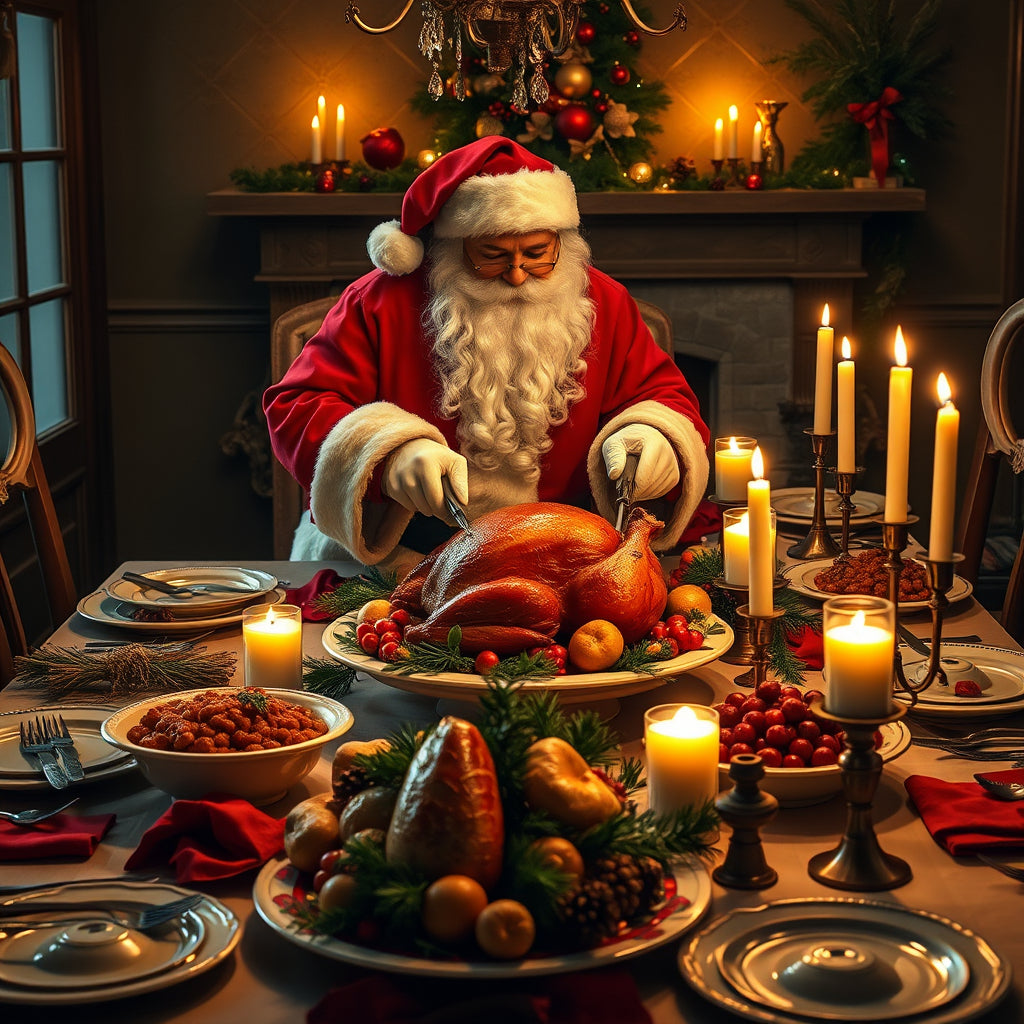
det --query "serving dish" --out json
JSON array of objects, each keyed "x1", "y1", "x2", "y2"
[
  {"x1": 322, "y1": 612, "x2": 734, "y2": 704},
  {"x1": 896, "y1": 644, "x2": 1024, "y2": 719},
  {"x1": 0, "y1": 880, "x2": 240, "y2": 1005},
  {"x1": 717, "y1": 720, "x2": 911, "y2": 807},
  {"x1": 100, "y1": 688, "x2": 353, "y2": 805},
  {"x1": 679, "y1": 897, "x2": 1011, "y2": 1024},
  {"x1": 784, "y1": 558, "x2": 972, "y2": 610},
  {"x1": 103, "y1": 566, "x2": 279, "y2": 618},
  {"x1": 253, "y1": 852, "x2": 711, "y2": 978}
]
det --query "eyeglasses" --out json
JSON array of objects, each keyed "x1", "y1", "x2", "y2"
[{"x1": 465, "y1": 235, "x2": 561, "y2": 278}]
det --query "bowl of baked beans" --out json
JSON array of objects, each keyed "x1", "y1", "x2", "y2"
[{"x1": 101, "y1": 687, "x2": 354, "y2": 805}]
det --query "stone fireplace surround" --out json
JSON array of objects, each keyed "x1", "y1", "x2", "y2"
[{"x1": 208, "y1": 186, "x2": 924, "y2": 522}]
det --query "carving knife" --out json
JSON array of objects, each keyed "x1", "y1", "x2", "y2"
[
  {"x1": 614, "y1": 440, "x2": 643, "y2": 534},
  {"x1": 441, "y1": 475, "x2": 473, "y2": 534}
]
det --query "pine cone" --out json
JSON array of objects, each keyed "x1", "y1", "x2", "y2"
[
  {"x1": 556, "y1": 878, "x2": 623, "y2": 946},
  {"x1": 328, "y1": 766, "x2": 371, "y2": 815},
  {"x1": 589, "y1": 853, "x2": 646, "y2": 922},
  {"x1": 635, "y1": 856, "x2": 667, "y2": 909}
]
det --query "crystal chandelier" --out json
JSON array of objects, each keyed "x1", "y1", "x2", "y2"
[{"x1": 345, "y1": 1, "x2": 687, "y2": 109}]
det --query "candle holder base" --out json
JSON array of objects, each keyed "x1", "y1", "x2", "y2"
[
  {"x1": 733, "y1": 605, "x2": 786, "y2": 689},
  {"x1": 807, "y1": 702, "x2": 911, "y2": 891},
  {"x1": 719, "y1": 578, "x2": 788, "y2": 672},
  {"x1": 788, "y1": 429, "x2": 841, "y2": 561},
  {"x1": 713, "y1": 753, "x2": 779, "y2": 889}
]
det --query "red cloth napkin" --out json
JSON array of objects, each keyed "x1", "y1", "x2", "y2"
[
  {"x1": 785, "y1": 624, "x2": 824, "y2": 670},
  {"x1": 0, "y1": 812, "x2": 115, "y2": 861},
  {"x1": 679, "y1": 499, "x2": 723, "y2": 547},
  {"x1": 285, "y1": 569, "x2": 345, "y2": 622},
  {"x1": 124, "y1": 794, "x2": 284, "y2": 882},
  {"x1": 905, "y1": 769, "x2": 1024, "y2": 855},
  {"x1": 308, "y1": 969, "x2": 652, "y2": 1024}
]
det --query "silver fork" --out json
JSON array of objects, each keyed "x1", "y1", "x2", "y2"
[
  {"x1": 18, "y1": 720, "x2": 69, "y2": 790},
  {"x1": 42, "y1": 714, "x2": 85, "y2": 781},
  {"x1": 0, "y1": 798, "x2": 79, "y2": 825},
  {"x1": 977, "y1": 855, "x2": 1024, "y2": 882},
  {"x1": 0, "y1": 893, "x2": 205, "y2": 933}
]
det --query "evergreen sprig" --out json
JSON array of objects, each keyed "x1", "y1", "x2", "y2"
[
  {"x1": 310, "y1": 567, "x2": 398, "y2": 619},
  {"x1": 385, "y1": 626, "x2": 475, "y2": 676},
  {"x1": 575, "y1": 801, "x2": 720, "y2": 864},
  {"x1": 358, "y1": 723, "x2": 424, "y2": 790},
  {"x1": 301, "y1": 657, "x2": 356, "y2": 701}
]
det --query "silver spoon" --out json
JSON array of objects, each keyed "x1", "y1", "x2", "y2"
[
  {"x1": 120, "y1": 571, "x2": 255, "y2": 599},
  {"x1": 974, "y1": 774, "x2": 1024, "y2": 801},
  {"x1": 0, "y1": 797, "x2": 79, "y2": 825}
]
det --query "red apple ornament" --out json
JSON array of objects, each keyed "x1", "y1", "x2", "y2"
[
  {"x1": 554, "y1": 104, "x2": 595, "y2": 141},
  {"x1": 360, "y1": 127, "x2": 405, "y2": 171}
]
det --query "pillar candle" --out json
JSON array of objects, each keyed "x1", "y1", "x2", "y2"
[
  {"x1": 751, "y1": 121, "x2": 762, "y2": 164},
  {"x1": 813, "y1": 304, "x2": 834, "y2": 435},
  {"x1": 311, "y1": 115, "x2": 322, "y2": 164},
  {"x1": 928, "y1": 373, "x2": 959, "y2": 561},
  {"x1": 884, "y1": 326, "x2": 912, "y2": 523},
  {"x1": 713, "y1": 118, "x2": 724, "y2": 161},
  {"x1": 747, "y1": 446, "x2": 774, "y2": 616},
  {"x1": 723, "y1": 510, "x2": 777, "y2": 587},
  {"x1": 727, "y1": 105, "x2": 738, "y2": 158},
  {"x1": 837, "y1": 336, "x2": 856, "y2": 473},
  {"x1": 243, "y1": 604, "x2": 303, "y2": 689},
  {"x1": 335, "y1": 103, "x2": 346, "y2": 161},
  {"x1": 714, "y1": 436, "x2": 755, "y2": 500},
  {"x1": 824, "y1": 610, "x2": 894, "y2": 717},
  {"x1": 644, "y1": 704, "x2": 720, "y2": 815}
]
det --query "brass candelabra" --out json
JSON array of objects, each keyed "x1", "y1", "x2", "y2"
[
  {"x1": 733, "y1": 604, "x2": 786, "y2": 688},
  {"x1": 788, "y1": 429, "x2": 841, "y2": 560}
]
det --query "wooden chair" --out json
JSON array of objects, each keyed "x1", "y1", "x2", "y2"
[
  {"x1": 955, "y1": 298, "x2": 1024, "y2": 642},
  {"x1": 268, "y1": 294, "x2": 677, "y2": 559},
  {"x1": 0, "y1": 341, "x2": 77, "y2": 685}
]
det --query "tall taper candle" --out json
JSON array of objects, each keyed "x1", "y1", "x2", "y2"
[
  {"x1": 813, "y1": 304, "x2": 834, "y2": 435},
  {"x1": 751, "y1": 120, "x2": 763, "y2": 164},
  {"x1": 317, "y1": 94, "x2": 326, "y2": 131},
  {"x1": 747, "y1": 447, "x2": 774, "y2": 616},
  {"x1": 837, "y1": 336, "x2": 856, "y2": 473},
  {"x1": 713, "y1": 117, "x2": 724, "y2": 161},
  {"x1": 335, "y1": 103, "x2": 346, "y2": 161},
  {"x1": 928, "y1": 373, "x2": 959, "y2": 561},
  {"x1": 884, "y1": 326, "x2": 912, "y2": 523},
  {"x1": 311, "y1": 115, "x2": 322, "y2": 164},
  {"x1": 727, "y1": 105, "x2": 739, "y2": 158}
]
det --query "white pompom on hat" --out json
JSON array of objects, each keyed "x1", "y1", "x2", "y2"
[{"x1": 366, "y1": 136, "x2": 580, "y2": 276}]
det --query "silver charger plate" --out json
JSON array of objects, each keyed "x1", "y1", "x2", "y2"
[
  {"x1": 772, "y1": 488, "x2": 887, "y2": 525},
  {"x1": 896, "y1": 644, "x2": 1024, "y2": 719},
  {"x1": 103, "y1": 566, "x2": 279, "y2": 618}
]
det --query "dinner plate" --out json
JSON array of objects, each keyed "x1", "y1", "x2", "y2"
[
  {"x1": 321, "y1": 612, "x2": 734, "y2": 704},
  {"x1": 76, "y1": 586, "x2": 287, "y2": 633},
  {"x1": 772, "y1": 487, "x2": 887, "y2": 525},
  {"x1": 783, "y1": 558, "x2": 973, "y2": 611},
  {"x1": 679, "y1": 897, "x2": 1011, "y2": 1024},
  {"x1": 103, "y1": 566, "x2": 278, "y2": 618},
  {"x1": 896, "y1": 644, "x2": 1024, "y2": 719},
  {"x1": 0, "y1": 880, "x2": 240, "y2": 1004},
  {"x1": 253, "y1": 853, "x2": 711, "y2": 978},
  {"x1": 0, "y1": 706, "x2": 136, "y2": 791}
]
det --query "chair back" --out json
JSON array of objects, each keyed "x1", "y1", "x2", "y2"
[
  {"x1": 0, "y1": 342, "x2": 77, "y2": 685},
  {"x1": 268, "y1": 294, "x2": 676, "y2": 559}
]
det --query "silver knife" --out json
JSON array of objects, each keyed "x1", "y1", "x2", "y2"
[
  {"x1": 441, "y1": 475, "x2": 473, "y2": 533},
  {"x1": 614, "y1": 440, "x2": 643, "y2": 534},
  {"x1": 22, "y1": 747, "x2": 69, "y2": 791},
  {"x1": 48, "y1": 716, "x2": 85, "y2": 782}
]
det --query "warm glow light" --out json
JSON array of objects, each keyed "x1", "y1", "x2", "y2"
[
  {"x1": 821, "y1": 303, "x2": 830, "y2": 328},
  {"x1": 729, "y1": 436, "x2": 739, "y2": 453},
  {"x1": 842, "y1": 336, "x2": 852, "y2": 360},
  {"x1": 937, "y1": 372, "x2": 952, "y2": 405},
  {"x1": 728, "y1": 104, "x2": 738, "y2": 122},
  {"x1": 851, "y1": 610, "x2": 866, "y2": 629},
  {"x1": 894, "y1": 325, "x2": 908, "y2": 366},
  {"x1": 751, "y1": 446, "x2": 764, "y2": 480}
]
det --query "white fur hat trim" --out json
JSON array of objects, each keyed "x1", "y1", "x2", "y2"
[{"x1": 367, "y1": 219, "x2": 425, "y2": 276}]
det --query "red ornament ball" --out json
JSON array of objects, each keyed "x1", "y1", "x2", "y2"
[
  {"x1": 360, "y1": 127, "x2": 405, "y2": 170},
  {"x1": 623, "y1": 30, "x2": 640, "y2": 46},
  {"x1": 595, "y1": 102, "x2": 608, "y2": 114},
  {"x1": 314, "y1": 168, "x2": 336, "y2": 193},
  {"x1": 554, "y1": 104, "x2": 595, "y2": 141},
  {"x1": 576, "y1": 20, "x2": 596, "y2": 44},
  {"x1": 745, "y1": 173, "x2": 764, "y2": 191},
  {"x1": 609, "y1": 63, "x2": 631, "y2": 85}
]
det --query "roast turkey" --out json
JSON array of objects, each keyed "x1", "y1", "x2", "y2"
[{"x1": 390, "y1": 502, "x2": 668, "y2": 654}]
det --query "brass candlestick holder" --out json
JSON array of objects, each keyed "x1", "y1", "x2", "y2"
[
  {"x1": 788, "y1": 429, "x2": 842, "y2": 560},
  {"x1": 711, "y1": 158, "x2": 725, "y2": 188},
  {"x1": 718, "y1": 578, "x2": 788, "y2": 673},
  {"x1": 808, "y1": 701, "x2": 911, "y2": 891},
  {"x1": 734, "y1": 604, "x2": 786, "y2": 688},
  {"x1": 834, "y1": 468, "x2": 863, "y2": 557},
  {"x1": 714, "y1": 753, "x2": 778, "y2": 889},
  {"x1": 725, "y1": 156, "x2": 743, "y2": 187},
  {"x1": 881, "y1": 517, "x2": 916, "y2": 698}
]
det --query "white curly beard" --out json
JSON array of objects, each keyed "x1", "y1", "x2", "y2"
[{"x1": 425, "y1": 231, "x2": 595, "y2": 482}]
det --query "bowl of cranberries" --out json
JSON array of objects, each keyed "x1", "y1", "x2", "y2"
[{"x1": 714, "y1": 680, "x2": 910, "y2": 807}]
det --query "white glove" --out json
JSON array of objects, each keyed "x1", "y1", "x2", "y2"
[
  {"x1": 382, "y1": 438, "x2": 469, "y2": 521},
  {"x1": 602, "y1": 424, "x2": 680, "y2": 500}
]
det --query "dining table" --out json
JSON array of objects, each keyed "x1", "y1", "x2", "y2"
[{"x1": 1, "y1": 547, "x2": 1022, "y2": 1023}]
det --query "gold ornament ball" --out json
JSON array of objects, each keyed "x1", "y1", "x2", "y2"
[
  {"x1": 475, "y1": 114, "x2": 504, "y2": 139},
  {"x1": 416, "y1": 149, "x2": 439, "y2": 169},
  {"x1": 628, "y1": 161, "x2": 653, "y2": 184},
  {"x1": 554, "y1": 62, "x2": 593, "y2": 100}
]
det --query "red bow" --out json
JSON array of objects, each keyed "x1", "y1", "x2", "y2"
[{"x1": 848, "y1": 87, "x2": 903, "y2": 186}]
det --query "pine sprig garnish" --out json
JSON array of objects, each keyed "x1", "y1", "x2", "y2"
[
  {"x1": 358, "y1": 723, "x2": 424, "y2": 789},
  {"x1": 501, "y1": 832, "x2": 579, "y2": 932},
  {"x1": 385, "y1": 626, "x2": 475, "y2": 676},
  {"x1": 560, "y1": 708, "x2": 622, "y2": 768},
  {"x1": 487, "y1": 649, "x2": 559, "y2": 682},
  {"x1": 609, "y1": 757, "x2": 646, "y2": 795},
  {"x1": 301, "y1": 657, "x2": 355, "y2": 700},
  {"x1": 309, "y1": 567, "x2": 397, "y2": 619},
  {"x1": 237, "y1": 688, "x2": 269, "y2": 714},
  {"x1": 329, "y1": 623, "x2": 366, "y2": 657},
  {"x1": 611, "y1": 641, "x2": 664, "y2": 675},
  {"x1": 576, "y1": 801, "x2": 720, "y2": 864}
]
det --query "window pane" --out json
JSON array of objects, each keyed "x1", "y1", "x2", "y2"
[
  {"x1": 17, "y1": 13, "x2": 60, "y2": 151},
  {"x1": 24, "y1": 160, "x2": 64, "y2": 294},
  {"x1": 0, "y1": 164, "x2": 15, "y2": 300},
  {"x1": 0, "y1": 77, "x2": 10, "y2": 151},
  {"x1": 28, "y1": 299, "x2": 67, "y2": 432},
  {"x1": 0, "y1": 313, "x2": 15, "y2": 460}
]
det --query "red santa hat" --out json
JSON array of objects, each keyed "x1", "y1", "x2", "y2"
[{"x1": 367, "y1": 137, "x2": 580, "y2": 276}]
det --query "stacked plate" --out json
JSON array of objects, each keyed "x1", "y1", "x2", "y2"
[
  {"x1": 0, "y1": 706, "x2": 136, "y2": 791},
  {"x1": 0, "y1": 880, "x2": 239, "y2": 1004},
  {"x1": 78, "y1": 566, "x2": 283, "y2": 633},
  {"x1": 680, "y1": 897, "x2": 1011, "y2": 1023},
  {"x1": 772, "y1": 487, "x2": 887, "y2": 529}
]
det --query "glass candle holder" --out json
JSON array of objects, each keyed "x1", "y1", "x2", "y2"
[
  {"x1": 721, "y1": 506, "x2": 777, "y2": 587},
  {"x1": 823, "y1": 596, "x2": 895, "y2": 718},
  {"x1": 714, "y1": 436, "x2": 757, "y2": 502},
  {"x1": 644, "y1": 704, "x2": 720, "y2": 815},
  {"x1": 242, "y1": 603, "x2": 303, "y2": 690}
]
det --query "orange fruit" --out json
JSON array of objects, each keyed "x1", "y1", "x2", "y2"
[
  {"x1": 567, "y1": 619, "x2": 625, "y2": 672},
  {"x1": 421, "y1": 875, "x2": 489, "y2": 944},
  {"x1": 665, "y1": 584, "x2": 712, "y2": 618},
  {"x1": 474, "y1": 899, "x2": 536, "y2": 959},
  {"x1": 356, "y1": 598, "x2": 391, "y2": 624}
]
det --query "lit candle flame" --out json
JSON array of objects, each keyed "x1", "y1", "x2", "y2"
[
  {"x1": 728, "y1": 104, "x2": 738, "y2": 122},
  {"x1": 751, "y1": 446, "x2": 765, "y2": 480},
  {"x1": 728, "y1": 436, "x2": 739, "y2": 452},
  {"x1": 841, "y1": 336, "x2": 852, "y2": 360},
  {"x1": 894, "y1": 325, "x2": 908, "y2": 367},
  {"x1": 852, "y1": 610, "x2": 866, "y2": 629},
  {"x1": 937, "y1": 372, "x2": 952, "y2": 405},
  {"x1": 821, "y1": 303, "x2": 830, "y2": 328},
  {"x1": 673, "y1": 705, "x2": 699, "y2": 727},
  {"x1": 311, "y1": 114, "x2": 320, "y2": 131}
]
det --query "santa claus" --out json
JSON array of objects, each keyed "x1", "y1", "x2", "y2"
[{"x1": 264, "y1": 137, "x2": 709, "y2": 568}]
